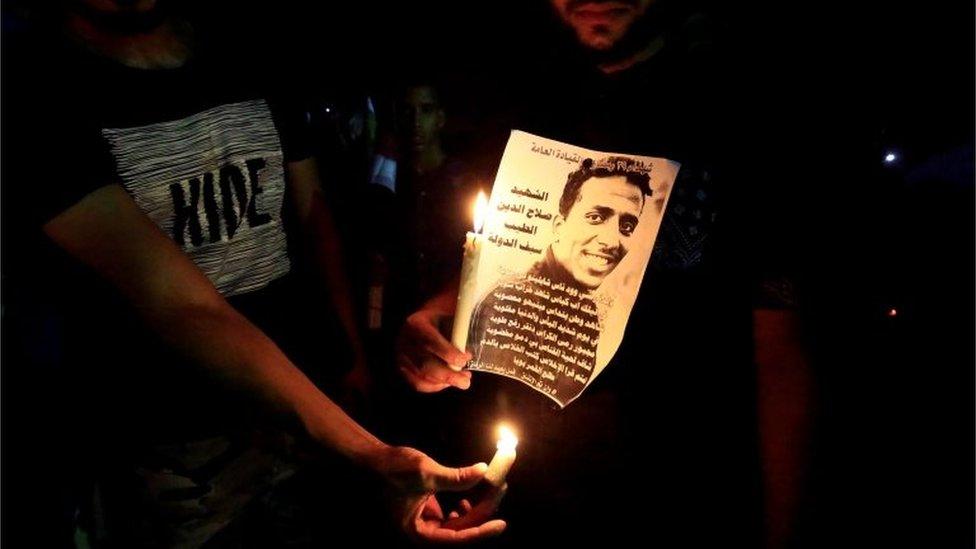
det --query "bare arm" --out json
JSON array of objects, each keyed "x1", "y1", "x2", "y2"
[
  {"x1": 45, "y1": 184, "x2": 379, "y2": 460},
  {"x1": 43, "y1": 184, "x2": 503, "y2": 542},
  {"x1": 754, "y1": 308, "x2": 814, "y2": 549}
]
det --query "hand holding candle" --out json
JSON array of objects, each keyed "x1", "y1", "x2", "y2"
[
  {"x1": 441, "y1": 423, "x2": 516, "y2": 532},
  {"x1": 451, "y1": 190, "x2": 489, "y2": 354},
  {"x1": 484, "y1": 424, "x2": 518, "y2": 487}
]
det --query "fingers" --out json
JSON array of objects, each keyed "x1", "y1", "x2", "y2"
[
  {"x1": 408, "y1": 311, "x2": 472, "y2": 370},
  {"x1": 404, "y1": 459, "x2": 507, "y2": 544},
  {"x1": 415, "y1": 518, "x2": 507, "y2": 544},
  {"x1": 446, "y1": 499, "x2": 471, "y2": 521},
  {"x1": 398, "y1": 364, "x2": 452, "y2": 393},
  {"x1": 425, "y1": 461, "x2": 487, "y2": 492},
  {"x1": 421, "y1": 495, "x2": 445, "y2": 521},
  {"x1": 424, "y1": 366, "x2": 470, "y2": 390},
  {"x1": 398, "y1": 352, "x2": 472, "y2": 392},
  {"x1": 398, "y1": 310, "x2": 473, "y2": 390},
  {"x1": 442, "y1": 484, "x2": 508, "y2": 531},
  {"x1": 420, "y1": 334, "x2": 471, "y2": 372}
]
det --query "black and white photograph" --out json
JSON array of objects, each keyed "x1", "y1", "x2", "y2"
[{"x1": 461, "y1": 131, "x2": 679, "y2": 406}]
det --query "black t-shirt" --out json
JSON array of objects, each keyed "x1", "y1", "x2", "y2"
[
  {"x1": 391, "y1": 158, "x2": 481, "y2": 312},
  {"x1": 400, "y1": 21, "x2": 778, "y2": 546},
  {"x1": 3, "y1": 28, "x2": 318, "y2": 444}
]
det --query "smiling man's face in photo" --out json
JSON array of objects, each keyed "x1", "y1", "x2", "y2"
[{"x1": 552, "y1": 175, "x2": 643, "y2": 289}]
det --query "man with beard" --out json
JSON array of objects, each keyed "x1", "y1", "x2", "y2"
[{"x1": 395, "y1": 0, "x2": 812, "y2": 546}]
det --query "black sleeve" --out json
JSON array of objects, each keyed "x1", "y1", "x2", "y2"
[
  {"x1": 267, "y1": 97, "x2": 314, "y2": 163},
  {"x1": 4, "y1": 65, "x2": 118, "y2": 226},
  {"x1": 732, "y1": 153, "x2": 804, "y2": 310}
]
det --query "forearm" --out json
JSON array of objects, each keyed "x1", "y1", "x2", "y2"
[
  {"x1": 754, "y1": 308, "x2": 813, "y2": 548},
  {"x1": 287, "y1": 158, "x2": 364, "y2": 357},
  {"x1": 305, "y1": 205, "x2": 365, "y2": 356},
  {"x1": 150, "y1": 303, "x2": 384, "y2": 464}
]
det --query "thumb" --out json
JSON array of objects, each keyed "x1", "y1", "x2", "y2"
[
  {"x1": 420, "y1": 326, "x2": 471, "y2": 370},
  {"x1": 426, "y1": 461, "x2": 488, "y2": 492}
]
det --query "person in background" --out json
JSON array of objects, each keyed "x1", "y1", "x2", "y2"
[
  {"x1": 363, "y1": 79, "x2": 482, "y2": 342},
  {"x1": 393, "y1": 80, "x2": 483, "y2": 310}
]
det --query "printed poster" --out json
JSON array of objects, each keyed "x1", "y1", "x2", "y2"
[{"x1": 462, "y1": 130, "x2": 680, "y2": 407}]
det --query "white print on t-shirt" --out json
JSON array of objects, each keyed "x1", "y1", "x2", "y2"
[{"x1": 101, "y1": 99, "x2": 290, "y2": 297}]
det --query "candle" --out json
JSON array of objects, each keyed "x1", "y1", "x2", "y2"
[
  {"x1": 484, "y1": 424, "x2": 518, "y2": 487},
  {"x1": 451, "y1": 190, "x2": 489, "y2": 354}
]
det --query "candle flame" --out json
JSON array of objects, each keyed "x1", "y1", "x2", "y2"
[
  {"x1": 473, "y1": 190, "x2": 489, "y2": 233},
  {"x1": 496, "y1": 424, "x2": 518, "y2": 452}
]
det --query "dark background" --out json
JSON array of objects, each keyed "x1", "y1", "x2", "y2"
[
  {"x1": 3, "y1": 0, "x2": 973, "y2": 546},
  {"x1": 191, "y1": 2, "x2": 976, "y2": 545}
]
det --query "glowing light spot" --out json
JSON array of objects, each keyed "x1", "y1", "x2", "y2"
[
  {"x1": 473, "y1": 190, "x2": 489, "y2": 233},
  {"x1": 496, "y1": 424, "x2": 518, "y2": 452}
]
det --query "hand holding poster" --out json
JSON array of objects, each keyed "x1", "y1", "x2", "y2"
[{"x1": 457, "y1": 130, "x2": 680, "y2": 408}]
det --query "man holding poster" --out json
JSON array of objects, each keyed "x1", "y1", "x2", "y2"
[
  {"x1": 467, "y1": 156, "x2": 654, "y2": 406},
  {"x1": 394, "y1": 1, "x2": 813, "y2": 547}
]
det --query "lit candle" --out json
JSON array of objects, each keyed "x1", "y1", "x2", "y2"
[
  {"x1": 451, "y1": 190, "x2": 489, "y2": 354},
  {"x1": 484, "y1": 424, "x2": 518, "y2": 487}
]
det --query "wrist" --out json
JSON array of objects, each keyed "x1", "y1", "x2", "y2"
[
  {"x1": 295, "y1": 395, "x2": 389, "y2": 470},
  {"x1": 421, "y1": 286, "x2": 459, "y2": 316},
  {"x1": 356, "y1": 443, "x2": 400, "y2": 480}
]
